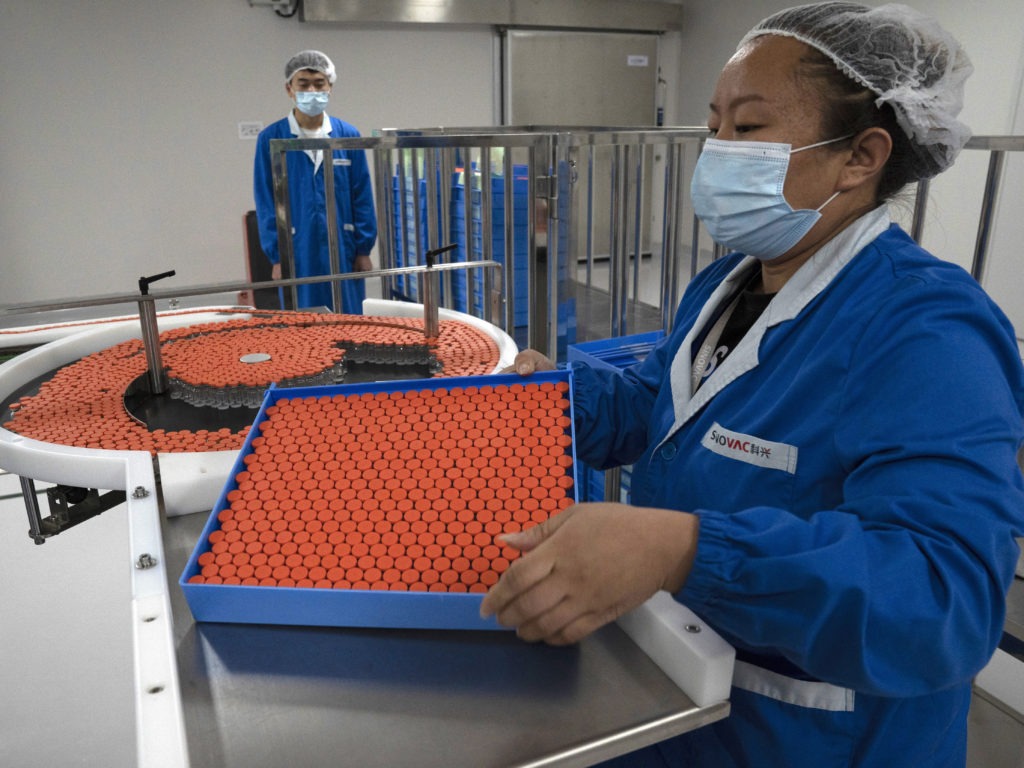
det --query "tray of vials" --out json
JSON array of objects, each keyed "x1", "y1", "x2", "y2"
[{"x1": 179, "y1": 370, "x2": 578, "y2": 630}]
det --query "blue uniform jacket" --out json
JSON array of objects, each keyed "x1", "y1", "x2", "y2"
[
  {"x1": 576, "y1": 213, "x2": 1024, "y2": 767},
  {"x1": 253, "y1": 114, "x2": 377, "y2": 313}
]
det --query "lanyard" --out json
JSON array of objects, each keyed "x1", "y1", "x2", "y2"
[{"x1": 690, "y1": 293, "x2": 741, "y2": 394}]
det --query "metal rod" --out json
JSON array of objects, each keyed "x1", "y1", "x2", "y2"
[
  {"x1": 270, "y1": 144, "x2": 299, "y2": 311},
  {"x1": 138, "y1": 299, "x2": 166, "y2": 395},
  {"x1": 0, "y1": 261, "x2": 501, "y2": 318},
  {"x1": 503, "y1": 149, "x2": 516, "y2": 336},
  {"x1": 910, "y1": 177, "x2": 930, "y2": 243},
  {"x1": 660, "y1": 141, "x2": 680, "y2": 332},
  {"x1": 632, "y1": 142, "x2": 645, "y2": 305},
  {"x1": 971, "y1": 150, "x2": 1006, "y2": 284},
  {"x1": 545, "y1": 137, "x2": 560, "y2": 360},
  {"x1": 585, "y1": 145, "x2": 596, "y2": 288},
  {"x1": 322, "y1": 144, "x2": 343, "y2": 313},
  {"x1": 603, "y1": 466, "x2": 622, "y2": 506},
  {"x1": 20, "y1": 476, "x2": 45, "y2": 545},
  {"x1": 373, "y1": 146, "x2": 396, "y2": 300},
  {"x1": 610, "y1": 144, "x2": 629, "y2": 337},
  {"x1": 527, "y1": 149, "x2": 541, "y2": 353},
  {"x1": 440, "y1": 147, "x2": 456, "y2": 310},
  {"x1": 410, "y1": 150, "x2": 425, "y2": 302},
  {"x1": 480, "y1": 147, "x2": 495, "y2": 326},
  {"x1": 396, "y1": 149, "x2": 412, "y2": 299}
]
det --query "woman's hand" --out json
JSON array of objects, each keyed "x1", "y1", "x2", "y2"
[
  {"x1": 503, "y1": 349, "x2": 557, "y2": 375},
  {"x1": 480, "y1": 503, "x2": 699, "y2": 645}
]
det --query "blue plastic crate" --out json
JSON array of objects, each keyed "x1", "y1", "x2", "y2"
[
  {"x1": 180, "y1": 370, "x2": 578, "y2": 631},
  {"x1": 567, "y1": 332, "x2": 664, "y2": 502}
]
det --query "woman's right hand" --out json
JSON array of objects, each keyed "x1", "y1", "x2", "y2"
[{"x1": 504, "y1": 349, "x2": 557, "y2": 375}]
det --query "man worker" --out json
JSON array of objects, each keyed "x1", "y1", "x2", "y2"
[{"x1": 253, "y1": 50, "x2": 377, "y2": 313}]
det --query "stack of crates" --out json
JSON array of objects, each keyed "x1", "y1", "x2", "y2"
[
  {"x1": 390, "y1": 160, "x2": 576, "y2": 355},
  {"x1": 391, "y1": 170, "x2": 465, "y2": 309},
  {"x1": 451, "y1": 165, "x2": 530, "y2": 326},
  {"x1": 567, "y1": 330, "x2": 665, "y2": 503}
]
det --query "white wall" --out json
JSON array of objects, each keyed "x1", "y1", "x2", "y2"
[{"x1": 0, "y1": 0, "x2": 496, "y2": 304}]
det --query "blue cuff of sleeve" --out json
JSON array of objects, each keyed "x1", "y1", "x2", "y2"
[{"x1": 675, "y1": 509, "x2": 739, "y2": 612}]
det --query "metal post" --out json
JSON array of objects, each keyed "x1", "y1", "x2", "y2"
[
  {"x1": 138, "y1": 299, "x2": 166, "y2": 395},
  {"x1": 21, "y1": 476, "x2": 45, "y2": 545},
  {"x1": 910, "y1": 177, "x2": 930, "y2": 243},
  {"x1": 270, "y1": 141, "x2": 299, "y2": 310},
  {"x1": 422, "y1": 244, "x2": 455, "y2": 339},
  {"x1": 410, "y1": 150, "x2": 425, "y2": 302},
  {"x1": 586, "y1": 145, "x2": 596, "y2": 288},
  {"x1": 136, "y1": 270, "x2": 174, "y2": 395},
  {"x1": 480, "y1": 147, "x2": 495, "y2": 325},
  {"x1": 660, "y1": 140, "x2": 680, "y2": 332},
  {"x1": 439, "y1": 147, "x2": 456, "y2": 309},
  {"x1": 397, "y1": 150, "x2": 412, "y2": 299},
  {"x1": 322, "y1": 145, "x2": 343, "y2": 313},
  {"x1": 545, "y1": 138, "x2": 561, "y2": 360},
  {"x1": 503, "y1": 149, "x2": 516, "y2": 337},
  {"x1": 422, "y1": 257, "x2": 440, "y2": 339},
  {"x1": 610, "y1": 144, "x2": 630, "y2": 338},
  {"x1": 373, "y1": 145, "x2": 396, "y2": 300},
  {"x1": 971, "y1": 150, "x2": 1006, "y2": 284},
  {"x1": 632, "y1": 141, "x2": 645, "y2": 305}
]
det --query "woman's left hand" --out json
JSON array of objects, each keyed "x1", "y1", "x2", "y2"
[{"x1": 479, "y1": 502, "x2": 699, "y2": 645}]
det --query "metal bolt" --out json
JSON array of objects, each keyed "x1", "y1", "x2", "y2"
[
  {"x1": 684, "y1": 624, "x2": 702, "y2": 634},
  {"x1": 132, "y1": 486, "x2": 148, "y2": 499},
  {"x1": 136, "y1": 553, "x2": 158, "y2": 570}
]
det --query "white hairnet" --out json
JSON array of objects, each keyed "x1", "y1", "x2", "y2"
[
  {"x1": 739, "y1": 2, "x2": 973, "y2": 176},
  {"x1": 285, "y1": 50, "x2": 337, "y2": 84}
]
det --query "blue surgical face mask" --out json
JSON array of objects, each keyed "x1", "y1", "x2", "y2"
[
  {"x1": 294, "y1": 90, "x2": 329, "y2": 117},
  {"x1": 690, "y1": 136, "x2": 850, "y2": 261}
]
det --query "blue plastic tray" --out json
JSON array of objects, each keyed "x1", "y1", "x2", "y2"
[{"x1": 180, "y1": 370, "x2": 577, "y2": 630}]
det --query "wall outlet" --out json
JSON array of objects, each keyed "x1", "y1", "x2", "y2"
[{"x1": 238, "y1": 122, "x2": 264, "y2": 140}]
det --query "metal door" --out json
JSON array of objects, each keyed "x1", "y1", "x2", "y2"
[
  {"x1": 504, "y1": 29, "x2": 658, "y2": 258},
  {"x1": 502, "y1": 29, "x2": 658, "y2": 126}
]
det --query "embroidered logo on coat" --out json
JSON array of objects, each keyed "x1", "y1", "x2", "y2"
[{"x1": 701, "y1": 422, "x2": 798, "y2": 474}]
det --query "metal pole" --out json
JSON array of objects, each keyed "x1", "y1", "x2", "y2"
[
  {"x1": 270, "y1": 141, "x2": 298, "y2": 310},
  {"x1": 21, "y1": 476, "x2": 45, "y2": 545},
  {"x1": 322, "y1": 145, "x2": 343, "y2": 313},
  {"x1": 138, "y1": 299, "x2": 166, "y2": 395},
  {"x1": 136, "y1": 270, "x2": 174, "y2": 395},
  {"x1": 480, "y1": 147, "x2": 495, "y2": 325},
  {"x1": 910, "y1": 177, "x2": 930, "y2": 243},
  {"x1": 545, "y1": 137, "x2": 561, "y2": 360},
  {"x1": 441, "y1": 147, "x2": 457, "y2": 310},
  {"x1": 632, "y1": 142, "x2": 645, "y2": 305},
  {"x1": 373, "y1": 146, "x2": 396, "y2": 300},
  {"x1": 660, "y1": 140, "x2": 680, "y2": 332},
  {"x1": 970, "y1": 150, "x2": 1006, "y2": 284},
  {"x1": 397, "y1": 150, "x2": 412, "y2": 299},
  {"x1": 610, "y1": 144, "x2": 630, "y2": 337},
  {"x1": 585, "y1": 145, "x2": 596, "y2": 288},
  {"x1": 410, "y1": 150, "x2": 425, "y2": 302},
  {"x1": 503, "y1": 149, "x2": 516, "y2": 337}
]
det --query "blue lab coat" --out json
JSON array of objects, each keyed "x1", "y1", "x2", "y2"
[
  {"x1": 253, "y1": 113, "x2": 377, "y2": 313},
  {"x1": 577, "y1": 209, "x2": 1024, "y2": 767}
]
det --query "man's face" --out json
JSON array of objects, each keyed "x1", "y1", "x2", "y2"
[{"x1": 286, "y1": 69, "x2": 331, "y2": 98}]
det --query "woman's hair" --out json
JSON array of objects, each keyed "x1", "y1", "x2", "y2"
[
  {"x1": 742, "y1": 2, "x2": 973, "y2": 201},
  {"x1": 795, "y1": 48, "x2": 927, "y2": 202}
]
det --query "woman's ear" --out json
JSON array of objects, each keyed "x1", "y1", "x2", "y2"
[{"x1": 838, "y1": 127, "x2": 893, "y2": 192}]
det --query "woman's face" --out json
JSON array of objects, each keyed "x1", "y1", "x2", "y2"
[{"x1": 706, "y1": 35, "x2": 848, "y2": 213}]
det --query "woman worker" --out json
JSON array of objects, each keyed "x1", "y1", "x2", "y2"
[{"x1": 481, "y1": 2, "x2": 1024, "y2": 766}]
